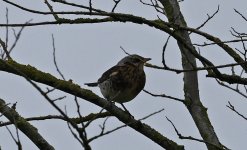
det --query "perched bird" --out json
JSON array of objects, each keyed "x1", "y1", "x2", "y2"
[{"x1": 85, "y1": 54, "x2": 151, "y2": 104}]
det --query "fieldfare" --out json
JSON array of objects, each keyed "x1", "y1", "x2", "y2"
[{"x1": 85, "y1": 54, "x2": 151, "y2": 104}]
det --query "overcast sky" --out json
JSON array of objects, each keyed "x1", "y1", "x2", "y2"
[{"x1": 0, "y1": 1, "x2": 247, "y2": 150}]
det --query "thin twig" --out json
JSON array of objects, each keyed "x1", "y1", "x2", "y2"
[
  {"x1": 216, "y1": 79, "x2": 247, "y2": 99},
  {"x1": 5, "y1": 8, "x2": 9, "y2": 50},
  {"x1": 0, "y1": 112, "x2": 111, "y2": 127},
  {"x1": 0, "y1": 38, "x2": 11, "y2": 59},
  {"x1": 99, "y1": 117, "x2": 110, "y2": 135},
  {"x1": 53, "y1": 96, "x2": 66, "y2": 102},
  {"x1": 112, "y1": 0, "x2": 121, "y2": 12},
  {"x1": 143, "y1": 89, "x2": 184, "y2": 103},
  {"x1": 146, "y1": 61, "x2": 247, "y2": 74},
  {"x1": 120, "y1": 46, "x2": 131, "y2": 56},
  {"x1": 162, "y1": 35, "x2": 171, "y2": 69},
  {"x1": 234, "y1": 9, "x2": 247, "y2": 22},
  {"x1": 51, "y1": 34, "x2": 66, "y2": 80},
  {"x1": 44, "y1": 0, "x2": 59, "y2": 20},
  {"x1": 227, "y1": 101, "x2": 247, "y2": 121},
  {"x1": 5, "y1": 125, "x2": 22, "y2": 150},
  {"x1": 195, "y1": 5, "x2": 219, "y2": 31},
  {"x1": 88, "y1": 108, "x2": 164, "y2": 142},
  {"x1": 13, "y1": 117, "x2": 22, "y2": 150},
  {"x1": 4, "y1": 19, "x2": 32, "y2": 60},
  {"x1": 166, "y1": 116, "x2": 229, "y2": 150},
  {"x1": 139, "y1": 108, "x2": 164, "y2": 121},
  {"x1": 65, "y1": 107, "x2": 84, "y2": 148},
  {"x1": 231, "y1": 27, "x2": 247, "y2": 38},
  {"x1": 89, "y1": 0, "x2": 92, "y2": 14},
  {"x1": 193, "y1": 39, "x2": 247, "y2": 47},
  {"x1": 74, "y1": 96, "x2": 88, "y2": 139}
]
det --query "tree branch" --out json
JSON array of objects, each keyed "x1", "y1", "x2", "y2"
[
  {"x1": 166, "y1": 117, "x2": 229, "y2": 150},
  {"x1": 0, "y1": 59, "x2": 184, "y2": 150},
  {"x1": 227, "y1": 101, "x2": 247, "y2": 121},
  {"x1": 0, "y1": 112, "x2": 112, "y2": 127},
  {"x1": 161, "y1": 0, "x2": 224, "y2": 149},
  {"x1": 0, "y1": 98, "x2": 55, "y2": 150}
]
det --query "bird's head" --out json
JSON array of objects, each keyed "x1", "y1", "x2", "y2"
[{"x1": 117, "y1": 54, "x2": 151, "y2": 69}]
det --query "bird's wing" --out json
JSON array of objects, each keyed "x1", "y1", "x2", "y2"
[
  {"x1": 98, "y1": 65, "x2": 125, "y2": 84},
  {"x1": 85, "y1": 65, "x2": 126, "y2": 87}
]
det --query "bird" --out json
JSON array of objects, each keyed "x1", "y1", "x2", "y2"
[{"x1": 85, "y1": 54, "x2": 151, "y2": 104}]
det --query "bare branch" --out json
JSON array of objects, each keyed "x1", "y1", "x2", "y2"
[
  {"x1": 0, "y1": 98, "x2": 55, "y2": 150},
  {"x1": 112, "y1": 0, "x2": 121, "y2": 12},
  {"x1": 52, "y1": 96, "x2": 66, "y2": 102},
  {"x1": 52, "y1": 0, "x2": 104, "y2": 13},
  {"x1": 207, "y1": 72, "x2": 247, "y2": 85},
  {"x1": 162, "y1": 35, "x2": 171, "y2": 69},
  {"x1": 0, "y1": 38, "x2": 11, "y2": 60},
  {"x1": 0, "y1": 103, "x2": 11, "y2": 117},
  {"x1": 0, "y1": 2, "x2": 244, "y2": 79},
  {"x1": 44, "y1": 0, "x2": 59, "y2": 20},
  {"x1": 0, "y1": 60, "x2": 88, "y2": 148},
  {"x1": 13, "y1": 116, "x2": 23, "y2": 150},
  {"x1": 120, "y1": 46, "x2": 131, "y2": 56},
  {"x1": 6, "y1": 19, "x2": 32, "y2": 60},
  {"x1": 213, "y1": 67, "x2": 247, "y2": 96},
  {"x1": 194, "y1": 39, "x2": 247, "y2": 47},
  {"x1": 89, "y1": 108, "x2": 165, "y2": 142},
  {"x1": 234, "y1": 9, "x2": 247, "y2": 22},
  {"x1": 1, "y1": 0, "x2": 245, "y2": 76},
  {"x1": 195, "y1": 5, "x2": 220, "y2": 31},
  {"x1": 140, "y1": 0, "x2": 165, "y2": 15},
  {"x1": 230, "y1": 27, "x2": 247, "y2": 38},
  {"x1": 3, "y1": 0, "x2": 104, "y2": 15},
  {"x1": 5, "y1": 8, "x2": 9, "y2": 50},
  {"x1": 227, "y1": 101, "x2": 247, "y2": 121},
  {"x1": 143, "y1": 89, "x2": 185, "y2": 103},
  {"x1": 74, "y1": 96, "x2": 90, "y2": 146},
  {"x1": 51, "y1": 34, "x2": 66, "y2": 80},
  {"x1": 0, "y1": 17, "x2": 31, "y2": 60},
  {"x1": 146, "y1": 61, "x2": 247, "y2": 74},
  {"x1": 98, "y1": 117, "x2": 110, "y2": 135},
  {"x1": 166, "y1": 116, "x2": 229, "y2": 150},
  {"x1": 174, "y1": 25, "x2": 247, "y2": 72},
  {"x1": 0, "y1": 112, "x2": 112, "y2": 127},
  {"x1": 139, "y1": 108, "x2": 164, "y2": 121},
  {"x1": 89, "y1": 0, "x2": 92, "y2": 14},
  {"x1": 64, "y1": 107, "x2": 84, "y2": 148},
  {"x1": 5, "y1": 125, "x2": 22, "y2": 150}
]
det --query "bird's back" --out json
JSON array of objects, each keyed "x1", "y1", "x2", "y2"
[{"x1": 98, "y1": 64, "x2": 146, "y2": 103}]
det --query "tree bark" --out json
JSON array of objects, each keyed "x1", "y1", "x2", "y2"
[
  {"x1": 0, "y1": 59, "x2": 184, "y2": 150},
  {"x1": 0, "y1": 98, "x2": 55, "y2": 150},
  {"x1": 161, "y1": 0, "x2": 223, "y2": 149}
]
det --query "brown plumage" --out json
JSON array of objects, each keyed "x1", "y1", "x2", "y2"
[{"x1": 85, "y1": 54, "x2": 151, "y2": 103}]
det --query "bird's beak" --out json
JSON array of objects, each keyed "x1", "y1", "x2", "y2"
[
  {"x1": 143, "y1": 58, "x2": 151, "y2": 66},
  {"x1": 144, "y1": 57, "x2": 151, "y2": 62}
]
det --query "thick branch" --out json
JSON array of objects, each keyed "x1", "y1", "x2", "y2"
[
  {"x1": 0, "y1": 98, "x2": 55, "y2": 150},
  {"x1": 1, "y1": 4, "x2": 241, "y2": 79},
  {"x1": 179, "y1": 26, "x2": 247, "y2": 71},
  {"x1": 161, "y1": 0, "x2": 223, "y2": 149},
  {"x1": 207, "y1": 72, "x2": 247, "y2": 84},
  {"x1": 0, "y1": 59, "x2": 184, "y2": 150},
  {"x1": 1, "y1": 0, "x2": 244, "y2": 76}
]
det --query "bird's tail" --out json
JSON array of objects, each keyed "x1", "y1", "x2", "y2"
[{"x1": 84, "y1": 82, "x2": 98, "y2": 87}]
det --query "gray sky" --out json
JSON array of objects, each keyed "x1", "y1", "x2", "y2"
[{"x1": 0, "y1": 1, "x2": 247, "y2": 150}]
